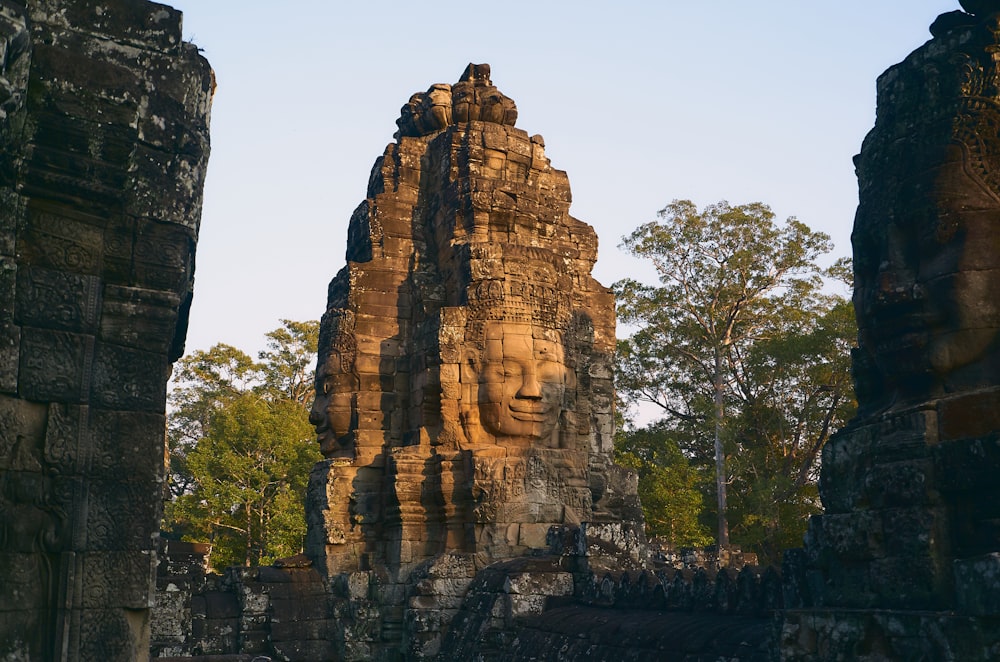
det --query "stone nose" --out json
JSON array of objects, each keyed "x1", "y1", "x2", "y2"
[
  {"x1": 517, "y1": 368, "x2": 542, "y2": 399},
  {"x1": 308, "y1": 399, "x2": 325, "y2": 427}
]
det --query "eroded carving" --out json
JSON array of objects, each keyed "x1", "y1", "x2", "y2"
[
  {"x1": 395, "y1": 63, "x2": 517, "y2": 138},
  {"x1": 460, "y1": 322, "x2": 570, "y2": 447},
  {"x1": 0, "y1": 2, "x2": 212, "y2": 660},
  {"x1": 305, "y1": 63, "x2": 644, "y2": 658},
  {"x1": 783, "y1": 7, "x2": 1000, "y2": 660},
  {"x1": 852, "y1": 13, "x2": 1000, "y2": 415}
]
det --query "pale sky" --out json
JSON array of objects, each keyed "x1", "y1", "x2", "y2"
[{"x1": 165, "y1": 0, "x2": 960, "y2": 357}]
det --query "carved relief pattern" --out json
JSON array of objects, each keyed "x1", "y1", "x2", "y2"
[
  {"x1": 785, "y1": 11, "x2": 1000, "y2": 659},
  {"x1": 18, "y1": 328, "x2": 94, "y2": 403},
  {"x1": 20, "y1": 209, "x2": 103, "y2": 275},
  {"x1": 0, "y1": 2, "x2": 212, "y2": 659},
  {"x1": 15, "y1": 266, "x2": 101, "y2": 333}
]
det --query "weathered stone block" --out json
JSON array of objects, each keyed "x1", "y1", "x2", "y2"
[
  {"x1": 131, "y1": 217, "x2": 194, "y2": 289},
  {"x1": 955, "y1": 553, "x2": 1000, "y2": 616},
  {"x1": 77, "y1": 607, "x2": 142, "y2": 662},
  {"x1": 938, "y1": 391, "x2": 1000, "y2": 443},
  {"x1": 868, "y1": 556, "x2": 945, "y2": 610},
  {"x1": 0, "y1": 322, "x2": 18, "y2": 395},
  {"x1": 18, "y1": 326, "x2": 94, "y2": 403},
  {"x1": 199, "y1": 617, "x2": 239, "y2": 654},
  {"x1": 15, "y1": 266, "x2": 101, "y2": 333},
  {"x1": 91, "y1": 342, "x2": 168, "y2": 412},
  {"x1": 0, "y1": 553, "x2": 49, "y2": 611},
  {"x1": 934, "y1": 436, "x2": 1000, "y2": 494},
  {"x1": 818, "y1": 426, "x2": 873, "y2": 514},
  {"x1": 101, "y1": 215, "x2": 136, "y2": 286},
  {"x1": 814, "y1": 512, "x2": 884, "y2": 562},
  {"x1": 880, "y1": 506, "x2": 946, "y2": 558},
  {"x1": 270, "y1": 595, "x2": 330, "y2": 622},
  {"x1": 272, "y1": 638, "x2": 339, "y2": 661},
  {"x1": 0, "y1": 393, "x2": 46, "y2": 470},
  {"x1": 17, "y1": 203, "x2": 103, "y2": 275},
  {"x1": 84, "y1": 479, "x2": 161, "y2": 551},
  {"x1": 862, "y1": 459, "x2": 933, "y2": 508},
  {"x1": 41, "y1": 401, "x2": 88, "y2": 474},
  {"x1": 270, "y1": 617, "x2": 332, "y2": 641},
  {"x1": 20, "y1": 142, "x2": 130, "y2": 211},
  {"x1": 82, "y1": 551, "x2": 156, "y2": 610},
  {"x1": 100, "y1": 285, "x2": 180, "y2": 354},
  {"x1": 151, "y1": 589, "x2": 189, "y2": 641},
  {"x1": 203, "y1": 591, "x2": 240, "y2": 620},
  {"x1": 90, "y1": 409, "x2": 166, "y2": 481}
]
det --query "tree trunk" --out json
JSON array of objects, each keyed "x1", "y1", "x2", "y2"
[
  {"x1": 713, "y1": 350, "x2": 730, "y2": 549},
  {"x1": 245, "y1": 501, "x2": 253, "y2": 566}
]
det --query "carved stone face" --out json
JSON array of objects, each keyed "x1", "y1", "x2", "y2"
[
  {"x1": 469, "y1": 323, "x2": 569, "y2": 444},
  {"x1": 309, "y1": 351, "x2": 358, "y2": 457},
  {"x1": 854, "y1": 142, "x2": 1000, "y2": 405}
]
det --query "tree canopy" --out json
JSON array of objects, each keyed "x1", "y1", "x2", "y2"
[
  {"x1": 615, "y1": 200, "x2": 856, "y2": 560},
  {"x1": 163, "y1": 320, "x2": 322, "y2": 569}
]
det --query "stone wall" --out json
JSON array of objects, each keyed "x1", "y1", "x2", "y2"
[
  {"x1": 0, "y1": 1, "x2": 212, "y2": 660},
  {"x1": 152, "y1": 545, "x2": 337, "y2": 660},
  {"x1": 152, "y1": 524, "x2": 779, "y2": 661},
  {"x1": 781, "y1": 2, "x2": 1000, "y2": 659}
]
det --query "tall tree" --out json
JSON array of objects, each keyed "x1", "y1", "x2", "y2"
[
  {"x1": 258, "y1": 319, "x2": 320, "y2": 407},
  {"x1": 616, "y1": 200, "x2": 837, "y2": 549},
  {"x1": 163, "y1": 320, "x2": 322, "y2": 569}
]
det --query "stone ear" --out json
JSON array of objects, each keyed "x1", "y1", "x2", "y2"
[
  {"x1": 460, "y1": 348, "x2": 480, "y2": 382},
  {"x1": 564, "y1": 364, "x2": 578, "y2": 391}
]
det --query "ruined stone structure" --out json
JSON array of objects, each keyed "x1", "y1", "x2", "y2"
[
  {"x1": 147, "y1": 63, "x2": 787, "y2": 662},
  {"x1": 304, "y1": 62, "x2": 646, "y2": 658},
  {"x1": 781, "y1": 2, "x2": 1000, "y2": 658},
  {"x1": 153, "y1": 528, "x2": 778, "y2": 661},
  {"x1": 0, "y1": 1, "x2": 212, "y2": 659}
]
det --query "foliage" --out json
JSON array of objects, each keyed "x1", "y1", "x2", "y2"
[
  {"x1": 615, "y1": 422, "x2": 713, "y2": 547},
  {"x1": 163, "y1": 320, "x2": 322, "y2": 569},
  {"x1": 258, "y1": 319, "x2": 320, "y2": 407},
  {"x1": 615, "y1": 200, "x2": 855, "y2": 560}
]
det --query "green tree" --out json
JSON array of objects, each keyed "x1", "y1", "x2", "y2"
[
  {"x1": 258, "y1": 319, "x2": 320, "y2": 406},
  {"x1": 723, "y1": 293, "x2": 856, "y2": 561},
  {"x1": 163, "y1": 320, "x2": 322, "y2": 569},
  {"x1": 615, "y1": 422, "x2": 713, "y2": 547},
  {"x1": 616, "y1": 200, "x2": 851, "y2": 553}
]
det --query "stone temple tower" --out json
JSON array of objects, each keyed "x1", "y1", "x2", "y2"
[
  {"x1": 305, "y1": 62, "x2": 644, "y2": 605},
  {"x1": 781, "y1": 2, "x2": 1000, "y2": 658}
]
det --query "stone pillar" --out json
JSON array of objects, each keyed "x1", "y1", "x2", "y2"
[
  {"x1": 781, "y1": 3, "x2": 1000, "y2": 659},
  {"x1": 0, "y1": 2, "x2": 212, "y2": 660}
]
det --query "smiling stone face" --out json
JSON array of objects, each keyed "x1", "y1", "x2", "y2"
[{"x1": 463, "y1": 322, "x2": 569, "y2": 446}]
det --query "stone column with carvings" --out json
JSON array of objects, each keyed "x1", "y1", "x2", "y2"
[
  {"x1": 781, "y1": 3, "x2": 1000, "y2": 659},
  {"x1": 0, "y1": 2, "x2": 212, "y2": 660}
]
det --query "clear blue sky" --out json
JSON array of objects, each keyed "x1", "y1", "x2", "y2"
[{"x1": 166, "y1": 0, "x2": 959, "y2": 357}]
